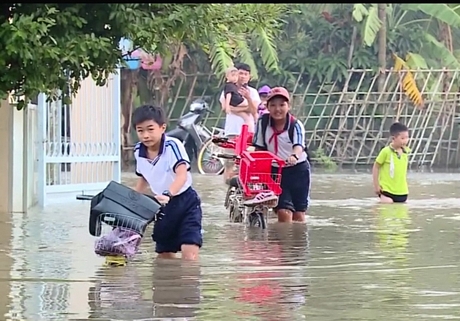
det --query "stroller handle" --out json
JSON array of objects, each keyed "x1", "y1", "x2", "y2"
[{"x1": 76, "y1": 194, "x2": 94, "y2": 201}]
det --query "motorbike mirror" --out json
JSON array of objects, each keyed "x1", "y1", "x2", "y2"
[{"x1": 202, "y1": 96, "x2": 212, "y2": 103}]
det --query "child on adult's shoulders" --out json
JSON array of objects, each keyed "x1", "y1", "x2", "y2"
[{"x1": 372, "y1": 122, "x2": 410, "y2": 203}]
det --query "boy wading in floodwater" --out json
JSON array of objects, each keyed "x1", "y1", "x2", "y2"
[
  {"x1": 132, "y1": 105, "x2": 203, "y2": 260},
  {"x1": 373, "y1": 122, "x2": 410, "y2": 203},
  {"x1": 222, "y1": 66, "x2": 258, "y2": 132},
  {"x1": 253, "y1": 87, "x2": 311, "y2": 223}
]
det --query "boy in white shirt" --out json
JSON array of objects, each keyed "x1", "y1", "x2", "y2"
[
  {"x1": 133, "y1": 105, "x2": 202, "y2": 260},
  {"x1": 252, "y1": 87, "x2": 311, "y2": 223}
]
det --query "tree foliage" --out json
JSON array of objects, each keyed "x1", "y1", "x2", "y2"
[
  {"x1": 0, "y1": 3, "x2": 286, "y2": 109},
  {"x1": 250, "y1": 4, "x2": 460, "y2": 90}
]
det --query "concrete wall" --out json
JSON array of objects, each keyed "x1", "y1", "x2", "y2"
[
  {"x1": 0, "y1": 99, "x2": 13, "y2": 213},
  {"x1": 0, "y1": 99, "x2": 13, "y2": 320},
  {"x1": 0, "y1": 99, "x2": 36, "y2": 213}
]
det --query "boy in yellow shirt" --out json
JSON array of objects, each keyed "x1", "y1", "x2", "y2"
[{"x1": 372, "y1": 122, "x2": 410, "y2": 203}]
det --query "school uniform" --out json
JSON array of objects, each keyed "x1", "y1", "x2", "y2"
[
  {"x1": 253, "y1": 115, "x2": 311, "y2": 212},
  {"x1": 134, "y1": 135, "x2": 203, "y2": 253}
]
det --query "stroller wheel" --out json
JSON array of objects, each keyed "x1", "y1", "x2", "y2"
[
  {"x1": 104, "y1": 256, "x2": 127, "y2": 267},
  {"x1": 248, "y1": 212, "x2": 266, "y2": 229}
]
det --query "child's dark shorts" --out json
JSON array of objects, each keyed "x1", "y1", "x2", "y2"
[
  {"x1": 152, "y1": 187, "x2": 203, "y2": 253},
  {"x1": 272, "y1": 161, "x2": 311, "y2": 212},
  {"x1": 380, "y1": 191, "x2": 408, "y2": 203}
]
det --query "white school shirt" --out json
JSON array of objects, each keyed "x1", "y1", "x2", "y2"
[
  {"x1": 252, "y1": 115, "x2": 308, "y2": 166},
  {"x1": 134, "y1": 135, "x2": 192, "y2": 195},
  {"x1": 219, "y1": 86, "x2": 261, "y2": 136}
]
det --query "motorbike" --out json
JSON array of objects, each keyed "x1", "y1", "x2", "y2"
[{"x1": 166, "y1": 99, "x2": 225, "y2": 175}]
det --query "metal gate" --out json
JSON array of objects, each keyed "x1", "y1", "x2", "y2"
[{"x1": 36, "y1": 72, "x2": 121, "y2": 207}]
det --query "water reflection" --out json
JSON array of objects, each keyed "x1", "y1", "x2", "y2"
[
  {"x1": 375, "y1": 204, "x2": 411, "y2": 261},
  {"x1": 153, "y1": 259, "x2": 201, "y2": 318},
  {"x1": 88, "y1": 264, "x2": 154, "y2": 320},
  {"x1": 2, "y1": 173, "x2": 460, "y2": 320},
  {"x1": 373, "y1": 204, "x2": 412, "y2": 318}
]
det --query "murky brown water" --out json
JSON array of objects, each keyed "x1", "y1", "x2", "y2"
[{"x1": 1, "y1": 172, "x2": 460, "y2": 320}]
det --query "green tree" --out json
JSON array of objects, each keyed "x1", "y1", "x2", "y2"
[{"x1": 0, "y1": 3, "x2": 286, "y2": 109}]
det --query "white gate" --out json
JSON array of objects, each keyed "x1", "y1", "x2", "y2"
[{"x1": 37, "y1": 72, "x2": 121, "y2": 207}]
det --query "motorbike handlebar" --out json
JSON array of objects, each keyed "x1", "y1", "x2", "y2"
[
  {"x1": 76, "y1": 194, "x2": 94, "y2": 201},
  {"x1": 215, "y1": 153, "x2": 238, "y2": 160},
  {"x1": 212, "y1": 137, "x2": 229, "y2": 144}
]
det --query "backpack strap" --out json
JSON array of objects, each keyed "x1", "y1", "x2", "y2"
[
  {"x1": 261, "y1": 113, "x2": 296, "y2": 149},
  {"x1": 287, "y1": 114, "x2": 296, "y2": 144},
  {"x1": 260, "y1": 113, "x2": 270, "y2": 149}
]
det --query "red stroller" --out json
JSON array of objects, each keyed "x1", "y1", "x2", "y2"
[{"x1": 212, "y1": 124, "x2": 285, "y2": 228}]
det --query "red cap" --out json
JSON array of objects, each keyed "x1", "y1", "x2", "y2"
[{"x1": 267, "y1": 87, "x2": 290, "y2": 102}]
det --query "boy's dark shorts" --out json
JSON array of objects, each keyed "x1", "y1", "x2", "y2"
[
  {"x1": 272, "y1": 161, "x2": 311, "y2": 212},
  {"x1": 380, "y1": 191, "x2": 408, "y2": 203},
  {"x1": 152, "y1": 187, "x2": 203, "y2": 253}
]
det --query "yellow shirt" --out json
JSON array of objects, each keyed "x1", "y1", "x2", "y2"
[{"x1": 375, "y1": 146, "x2": 409, "y2": 195}]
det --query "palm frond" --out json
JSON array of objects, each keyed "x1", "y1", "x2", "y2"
[
  {"x1": 352, "y1": 4, "x2": 368, "y2": 22},
  {"x1": 233, "y1": 37, "x2": 259, "y2": 80},
  {"x1": 405, "y1": 52, "x2": 428, "y2": 69},
  {"x1": 424, "y1": 33, "x2": 460, "y2": 68},
  {"x1": 362, "y1": 4, "x2": 382, "y2": 47},
  {"x1": 208, "y1": 41, "x2": 234, "y2": 77},
  {"x1": 401, "y1": 4, "x2": 460, "y2": 28},
  {"x1": 251, "y1": 26, "x2": 279, "y2": 73}
]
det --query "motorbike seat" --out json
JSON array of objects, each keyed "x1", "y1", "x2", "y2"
[{"x1": 166, "y1": 127, "x2": 188, "y2": 141}]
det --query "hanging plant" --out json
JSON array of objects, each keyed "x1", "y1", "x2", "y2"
[
  {"x1": 132, "y1": 49, "x2": 163, "y2": 71},
  {"x1": 122, "y1": 55, "x2": 141, "y2": 70}
]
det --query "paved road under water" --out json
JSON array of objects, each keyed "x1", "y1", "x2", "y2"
[{"x1": 1, "y1": 172, "x2": 460, "y2": 320}]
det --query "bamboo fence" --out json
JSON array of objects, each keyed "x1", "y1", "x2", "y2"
[{"x1": 124, "y1": 68, "x2": 460, "y2": 169}]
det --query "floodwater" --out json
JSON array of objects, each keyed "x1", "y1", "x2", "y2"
[{"x1": 1, "y1": 172, "x2": 460, "y2": 321}]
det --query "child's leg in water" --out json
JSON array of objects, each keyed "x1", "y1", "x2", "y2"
[{"x1": 379, "y1": 194, "x2": 394, "y2": 203}]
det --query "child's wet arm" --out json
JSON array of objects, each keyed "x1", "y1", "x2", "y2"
[
  {"x1": 134, "y1": 176, "x2": 148, "y2": 193},
  {"x1": 373, "y1": 149, "x2": 387, "y2": 188},
  {"x1": 372, "y1": 163, "x2": 380, "y2": 187}
]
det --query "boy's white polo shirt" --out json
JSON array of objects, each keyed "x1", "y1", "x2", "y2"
[
  {"x1": 253, "y1": 115, "x2": 308, "y2": 166},
  {"x1": 134, "y1": 135, "x2": 192, "y2": 195}
]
